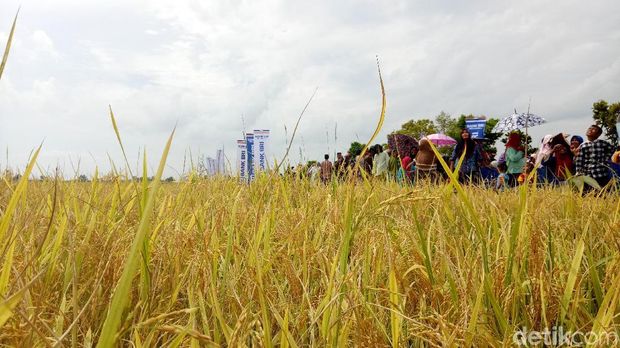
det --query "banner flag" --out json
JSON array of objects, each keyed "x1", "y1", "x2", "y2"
[
  {"x1": 246, "y1": 133, "x2": 255, "y2": 181},
  {"x1": 216, "y1": 149, "x2": 225, "y2": 175},
  {"x1": 204, "y1": 157, "x2": 211, "y2": 176},
  {"x1": 237, "y1": 140, "x2": 247, "y2": 183},
  {"x1": 253, "y1": 130, "x2": 269, "y2": 172},
  {"x1": 465, "y1": 119, "x2": 487, "y2": 139},
  {"x1": 206, "y1": 157, "x2": 216, "y2": 176},
  {"x1": 262, "y1": 130, "x2": 270, "y2": 170}
]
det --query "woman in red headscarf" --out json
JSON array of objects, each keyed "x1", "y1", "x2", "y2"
[{"x1": 504, "y1": 132, "x2": 526, "y2": 187}]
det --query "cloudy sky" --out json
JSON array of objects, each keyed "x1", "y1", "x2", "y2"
[{"x1": 1, "y1": 0, "x2": 619, "y2": 177}]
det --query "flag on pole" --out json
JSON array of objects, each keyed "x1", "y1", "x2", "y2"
[
  {"x1": 253, "y1": 129, "x2": 270, "y2": 172},
  {"x1": 216, "y1": 148, "x2": 225, "y2": 175},
  {"x1": 206, "y1": 157, "x2": 216, "y2": 176},
  {"x1": 246, "y1": 133, "x2": 255, "y2": 181},
  {"x1": 465, "y1": 119, "x2": 487, "y2": 139},
  {"x1": 237, "y1": 140, "x2": 247, "y2": 183}
]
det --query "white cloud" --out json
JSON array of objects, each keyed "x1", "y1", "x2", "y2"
[
  {"x1": 22, "y1": 29, "x2": 60, "y2": 62},
  {"x1": 0, "y1": 0, "x2": 619, "y2": 177}
]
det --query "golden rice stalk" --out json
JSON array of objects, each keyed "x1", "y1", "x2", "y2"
[
  {"x1": 0, "y1": 271, "x2": 44, "y2": 328},
  {"x1": 559, "y1": 238, "x2": 585, "y2": 325},
  {"x1": 0, "y1": 145, "x2": 42, "y2": 294},
  {"x1": 359, "y1": 57, "x2": 386, "y2": 158},
  {"x1": 388, "y1": 268, "x2": 402, "y2": 348},
  {"x1": 108, "y1": 105, "x2": 139, "y2": 195},
  {"x1": 0, "y1": 289, "x2": 23, "y2": 327},
  {"x1": 0, "y1": 9, "x2": 18, "y2": 80},
  {"x1": 96, "y1": 129, "x2": 175, "y2": 347},
  {"x1": 277, "y1": 88, "x2": 318, "y2": 171}
]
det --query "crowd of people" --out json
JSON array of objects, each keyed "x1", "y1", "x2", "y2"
[{"x1": 289, "y1": 124, "x2": 620, "y2": 192}]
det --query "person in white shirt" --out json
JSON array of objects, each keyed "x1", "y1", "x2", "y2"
[{"x1": 372, "y1": 144, "x2": 390, "y2": 178}]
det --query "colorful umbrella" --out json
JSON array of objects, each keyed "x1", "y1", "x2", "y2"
[
  {"x1": 492, "y1": 112, "x2": 545, "y2": 133},
  {"x1": 493, "y1": 110, "x2": 546, "y2": 157},
  {"x1": 387, "y1": 133, "x2": 418, "y2": 158},
  {"x1": 426, "y1": 133, "x2": 457, "y2": 147}
]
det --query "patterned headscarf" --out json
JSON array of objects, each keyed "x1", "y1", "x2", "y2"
[{"x1": 535, "y1": 134, "x2": 554, "y2": 166}]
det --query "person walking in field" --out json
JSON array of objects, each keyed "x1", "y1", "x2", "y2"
[
  {"x1": 399, "y1": 150, "x2": 414, "y2": 184},
  {"x1": 320, "y1": 154, "x2": 333, "y2": 184},
  {"x1": 574, "y1": 124, "x2": 614, "y2": 190},
  {"x1": 387, "y1": 148, "x2": 400, "y2": 180},
  {"x1": 334, "y1": 152, "x2": 345, "y2": 179},
  {"x1": 343, "y1": 152, "x2": 353, "y2": 177},
  {"x1": 372, "y1": 144, "x2": 389, "y2": 179},
  {"x1": 361, "y1": 147, "x2": 375, "y2": 177},
  {"x1": 308, "y1": 162, "x2": 320, "y2": 181}
]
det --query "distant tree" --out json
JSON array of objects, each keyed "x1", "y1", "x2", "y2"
[
  {"x1": 348, "y1": 141, "x2": 365, "y2": 157},
  {"x1": 78, "y1": 174, "x2": 89, "y2": 182},
  {"x1": 592, "y1": 100, "x2": 619, "y2": 146},
  {"x1": 395, "y1": 119, "x2": 437, "y2": 139},
  {"x1": 165, "y1": 176, "x2": 175, "y2": 182},
  {"x1": 447, "y1": 115, "x2": 468, "y2": 140},
  {"x1": 435, "y1": 111, "x2": 456, "y2": 134}
]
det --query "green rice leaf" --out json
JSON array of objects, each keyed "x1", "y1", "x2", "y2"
[{"x1": 97, "y1": 128, "x2": 175, "y2": 347}]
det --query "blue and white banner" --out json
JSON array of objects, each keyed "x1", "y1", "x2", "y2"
[
  {"x1": 245, "y1": 133, "x2": 255, "y2": 181},
  {"x1": 237, "y1": 140, "x2": 247, "y2": 183},
  {"x1": 465, "y1": 119, "x2": 487, "y2": 139},
  {"x1": 253, "y1": 130, "x2": 270, "y2": 172}
]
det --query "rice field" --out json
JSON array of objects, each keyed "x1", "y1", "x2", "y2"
[
  {"x1": 2, "y1": 11, "x2": 620, "y2": 347},
  {"x1": 1, "y1": 157, "x2": 619, "y2": 346}
]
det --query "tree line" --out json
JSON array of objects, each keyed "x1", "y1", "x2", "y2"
[{"x1": 347, "y1": 99, "x2": 619, "y2": 159}]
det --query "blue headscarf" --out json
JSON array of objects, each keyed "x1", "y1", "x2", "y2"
[{"x1": 570, "y1": 135, "x2": 584, "y2": 145}]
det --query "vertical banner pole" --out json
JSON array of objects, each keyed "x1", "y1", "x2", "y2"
[
  {"x1": 246, "y1": 133, "x2": 255, "y2": 182},
  {"x1": 237, "y1": 140, "x2": 247, "y2": 183}
]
